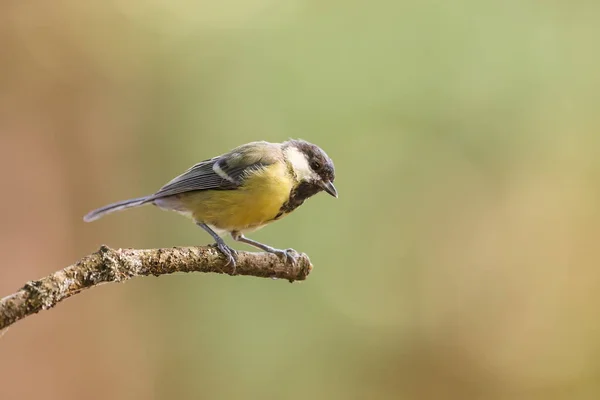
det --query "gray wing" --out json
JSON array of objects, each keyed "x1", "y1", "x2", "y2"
[{"x1": 151, "y1": 142, "x2": 281, "y2": 199}]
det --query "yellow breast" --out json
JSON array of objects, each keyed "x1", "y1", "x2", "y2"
[{"x1": 177, "y1": 162, "x2": 293, "y2": 232}]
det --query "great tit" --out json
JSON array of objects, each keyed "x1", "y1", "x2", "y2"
[{"x1": 84, "y1": 139, "x2": 337, "y2": 271}]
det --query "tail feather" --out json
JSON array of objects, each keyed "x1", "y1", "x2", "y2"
[{"x1": 83, "y1": 196, "x2": 153, "y2": 222}]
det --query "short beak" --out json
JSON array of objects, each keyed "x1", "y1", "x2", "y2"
[{"x1": 321, "y1": 181, "x2": 338, "y2": 198}]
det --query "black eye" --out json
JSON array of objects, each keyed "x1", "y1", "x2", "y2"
[{"x1": 310, "y1": 161, "x2": 321, "y2": 170}]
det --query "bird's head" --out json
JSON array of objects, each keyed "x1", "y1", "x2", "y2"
[{"x1": 283, "y1": 139, "x2": 337, "y2": 198}]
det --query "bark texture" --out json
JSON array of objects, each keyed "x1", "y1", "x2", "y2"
[{"x1": 0, "y1": 245, "x2": 312, "y2": 330}]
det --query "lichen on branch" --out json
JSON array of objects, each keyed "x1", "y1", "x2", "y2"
[{"x1": 0, "y1": 245, "x2": 312, "y2": 330}]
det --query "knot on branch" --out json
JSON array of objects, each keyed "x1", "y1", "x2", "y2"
[{"x1": 92, "y1": 244, "x2": 133, "y2": 283}]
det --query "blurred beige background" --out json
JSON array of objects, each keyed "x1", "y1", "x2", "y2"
[{"x1": 1, "y1": 1, "x2": 600, "y2": 399}]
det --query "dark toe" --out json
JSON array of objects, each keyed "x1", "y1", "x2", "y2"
[
  {"x1": 275, "y1": 248, "x2": 299, "y2": 266},
  {"x1": 216, "y1": 243, "x2": 237, "y2": 273}
]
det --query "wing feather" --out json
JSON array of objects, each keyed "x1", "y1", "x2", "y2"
[{"x1": 150, "y1": 142, "x2": 282, "y2": 199}]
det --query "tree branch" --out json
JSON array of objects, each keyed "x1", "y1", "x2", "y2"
[{"x1": 0, "y1": 245, "x2": 312, "y2": 330}]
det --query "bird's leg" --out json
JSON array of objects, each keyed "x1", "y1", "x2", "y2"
[
  {"x1": 231, "y1": 231, "x2": 298, "y2": 266},
  {"x1": 197, "y1": 223, "x2": 237, "y2": 274}
]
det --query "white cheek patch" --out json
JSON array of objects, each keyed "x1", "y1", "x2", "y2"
[{"x1": 285, "y1": 146, "x2": 318, "y2": 181}]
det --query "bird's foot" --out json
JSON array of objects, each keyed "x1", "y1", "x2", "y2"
[
  {"x1": 214, "y1": 242, "x2": 237, "y2": 274},
  {"x1": 270, "y1": 248, "x2": 300, "y2": 266}
]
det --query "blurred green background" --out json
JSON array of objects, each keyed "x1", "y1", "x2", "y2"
[{"x1": 1, "y1": 1, "x2": 600, "y2": 399}]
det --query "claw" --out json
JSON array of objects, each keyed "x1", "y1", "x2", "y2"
[
  {"x1": 272, "y1": 248, "x2": 299, "y2": 266},
  {"x1": 215, "y1": 242, "x2": 237, "y2": 274}
]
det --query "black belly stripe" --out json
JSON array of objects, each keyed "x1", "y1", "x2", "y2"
[{"x1": 275, "y1": 181, "x2": 322, "y2": 219}]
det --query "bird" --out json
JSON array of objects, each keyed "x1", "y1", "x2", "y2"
[{"x1": 84, "y1": 139, "x2": 337, "y2": 272}]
